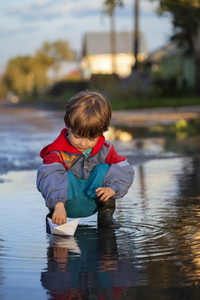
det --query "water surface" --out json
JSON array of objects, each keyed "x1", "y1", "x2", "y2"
[{"x1": 1, "y1": 105, "x2": 200, "y2": 299}]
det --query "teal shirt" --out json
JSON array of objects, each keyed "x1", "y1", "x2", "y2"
[{"x1": 82, "y1": 148, "x2": 92, "y2": 158}]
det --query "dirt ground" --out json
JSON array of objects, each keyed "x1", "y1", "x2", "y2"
[
  {"x1": 111, "y1": 105, "x2": 200, "y2": 127},
  {"x1": 4, "y1": 102, "x2": 199, "y2": 175},
  {"x1": 1, "y1": 103, "x2": 200, "y2": 128}
]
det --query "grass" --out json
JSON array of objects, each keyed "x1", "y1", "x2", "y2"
[
  {"x1": 22, "y1": 91, "x2": 200, "y2": 111},
  {"x1": 22, "y1": 90, "x2": 78, "y2": 110},
  {"x1": 108, "y1": 95, "x2": 200, "y2": 111}
]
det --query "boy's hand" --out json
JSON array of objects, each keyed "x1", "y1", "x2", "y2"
[
  {"x1": 52, "y1": 202, "x2": 67, "y2": 225},
  {"x1": 95, "y1": 187, "x2": 116, "y2": 202}
]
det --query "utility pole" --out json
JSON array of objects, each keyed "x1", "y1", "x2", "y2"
[
  {"x1": 110, "y1": 10, "x2": 117, "y2": 74},
  {"x1": 134, "y1": 0, "x2": 139, "y2": 71}
]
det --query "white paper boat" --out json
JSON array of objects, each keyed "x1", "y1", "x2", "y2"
[{"x1": 47, "y1": 218, "x2": 79, "y2": 236}]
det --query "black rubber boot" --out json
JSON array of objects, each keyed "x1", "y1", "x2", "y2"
[
  {"x1": 46, "y1": 209, "x2": 54, "y2": 234},
  {"x1": 96, "y1": 198, "x2": 121, "y2": 229}
]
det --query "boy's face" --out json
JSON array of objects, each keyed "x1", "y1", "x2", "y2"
[{"x1": 68, "y1": 128, "x2": 99, "y2": 151}]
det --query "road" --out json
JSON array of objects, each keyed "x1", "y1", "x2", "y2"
[{"x1": 111, "y1": 105, "x2": 200, "y2": 127}]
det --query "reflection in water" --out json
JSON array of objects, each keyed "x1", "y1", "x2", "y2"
[
  {"x1": 2, "y1": 105, "x2": 200, "y2": 299},
  {"x1": 41, "y1": 227, "x2": 139, "y2": 299},
  {"x1": 177, "y1": 156, "x2": 200, "y2": 197},
  {"x1": 0, "y1": 238, "x2": 5, "y2": 288},
  {"x1": 1, "y1": 155, "x2": 200, "y2": 298},
  {"x1": 39, "y1": 153, "x2": 200, "y2": 299},
  {"x1": 138, "y1": 165, "x2": 146, "y2": 199},
  {"x1": 128, "y1": 157, "x2": 200, "y2": 296}
]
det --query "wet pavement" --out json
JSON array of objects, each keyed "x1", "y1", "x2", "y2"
[
  {"x1": 2, "y1": 103, "x2": 198, "y2": 175},
  {"x1": 111, "y1": 105, "x2": 200, "y2": 127},
  {"x1": 1, "y1": 103, "x2": 200, "y2": 300}
]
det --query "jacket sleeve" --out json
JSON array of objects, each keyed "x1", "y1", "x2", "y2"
[
  {"x1": 36, "y1": 163, "x2": 68, "y2": 209},
  {"x1": 103, "y1": 145, "x2": 134, "y2": 199}
]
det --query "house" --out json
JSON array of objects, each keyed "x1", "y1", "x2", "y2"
[
  {"x1": 81, "y1": 31, "x2": 148, "y2": 79},
  {"x1": 147, "y1": 41, "x2": 195, "y2": 89}
]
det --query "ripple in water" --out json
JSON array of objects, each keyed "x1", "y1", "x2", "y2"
[{"x1": 1, "y1": 157, "x2": 200, "y2": 298}]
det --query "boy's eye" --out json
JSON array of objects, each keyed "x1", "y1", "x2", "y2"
[
  {"x1": 74, "y1": 134, "x2": 81, "y2": 139},
  {"x1": 73, "y1": 133, "x2": 81, "y2": 139}
]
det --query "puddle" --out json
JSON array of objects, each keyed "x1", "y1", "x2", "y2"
[
  {"x1": 1, "y1": 156, "x2": 200, "y2": 299},
  {"x1": 1, "y1": 105, "x2": 200, "y2": 299}
]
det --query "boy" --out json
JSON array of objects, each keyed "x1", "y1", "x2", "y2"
[{"x1": 37, "y1": 90, "x2": 134, "y2": 228}]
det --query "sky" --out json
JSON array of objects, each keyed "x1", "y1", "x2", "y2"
[{"x1": 0, "y1": 0, "x2": 173, "y2": 73}]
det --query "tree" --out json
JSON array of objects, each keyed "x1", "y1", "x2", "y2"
[
  {"x1": 102, "y1": 0, "x2": 124, "y2": 74},
  {"x1": 1, "y1": 39, "x2": 76, "y2": 98},
  {"x1": 152, "y1": 0, "x2": 200, "y2": 95},
  {"x1": 3, "y1": 54, "x2": 52, "y2": 97},
  {"x1": 38, "y1": 40, "x2": 76, "y2": 81}
]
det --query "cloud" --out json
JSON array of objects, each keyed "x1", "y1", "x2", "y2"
[
  {"x1": 0, "y1": 23, "x2": 39, "y2": 36},
  {"x1": 7, "y1": 1, "x2": 65, "y2": 21},
  {"x1": 6, "y1": 0, "x2": 102, "y2": 22},
  {"x1": 0, "y1": 0, "x2": 172, "y2": 65},
  {"x1": 114, "y1": 0, "x2": 159, "y2": 19},
  {"x1": 4, "y1": 0, "x2": 160, "y2": 30}
]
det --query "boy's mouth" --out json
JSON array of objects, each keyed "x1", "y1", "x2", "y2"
[{"x1": 77, "y1": 146, "x2": 87, "y2": 151}]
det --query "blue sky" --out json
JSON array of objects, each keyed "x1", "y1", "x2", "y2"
[{"x1": 0, "y1": 0, "x2": 172, "y2": 71}]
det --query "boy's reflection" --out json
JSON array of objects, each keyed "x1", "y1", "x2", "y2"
[{"x1": 41, "y1": 227, "x2": 138, "y2": 299}]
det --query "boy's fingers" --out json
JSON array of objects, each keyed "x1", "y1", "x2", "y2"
[
  {"x1": 52, "y1": 216, "x2": 58, "y2": 224},
  {"x1": 52, "y1": 217, "x2": 56, "y2": 224},
  {"x1": 96, "y1": 187, "x2": 104, "y2": 192},
  {"x1": 100, "y1": 193, "x2": 109, "y2": 201},
  {"x1": 52, "y1": 215, "x2": 66, "y2": 225},
  {"x1": 96, "y1": 187, "x2": 102, "y2": 190},
  {"x1": 96, "y1": 189, "x2": 102, "y2": 195},
  {"x1": 96, "y1": 190, "x2": 103, "y2": 197}
]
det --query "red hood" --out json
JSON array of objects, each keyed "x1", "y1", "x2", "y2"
[{"x1": 40, "y1": 128, "x2": 106, "y2": 158}]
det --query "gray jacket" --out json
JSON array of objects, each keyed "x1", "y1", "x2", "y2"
[{"x1": 37, "y1": 129, "x2": 134, "y2": 209}]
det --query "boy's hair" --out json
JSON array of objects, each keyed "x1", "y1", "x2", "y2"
[{"x1": 64, "y1": 90, "x2": 112, "y2": 137}]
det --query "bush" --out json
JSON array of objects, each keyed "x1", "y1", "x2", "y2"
[{"x1": 47, "y1": 80, "x2": 89, "y2": 96}]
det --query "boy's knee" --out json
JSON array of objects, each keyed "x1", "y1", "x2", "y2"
[{"x1": 93, "y1": 163, "x2": 109, "y2": 175}]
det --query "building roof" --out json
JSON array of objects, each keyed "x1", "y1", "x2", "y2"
[{"x1": 82, "y1": 31, "x2": 148, "y2": 56}]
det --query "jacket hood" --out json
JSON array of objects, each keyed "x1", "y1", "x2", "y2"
[{"x1": 40, "y1": 128, "x2": 106, "y2": 158}]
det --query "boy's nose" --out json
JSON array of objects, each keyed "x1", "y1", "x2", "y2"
[{"x1": 79, "y1": 138, "x2": 87, "y2": 147}]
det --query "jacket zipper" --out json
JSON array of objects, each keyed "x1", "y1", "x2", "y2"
[{"x1": 81, "y1": 157, "x2": 89, "y2": 179}]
